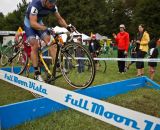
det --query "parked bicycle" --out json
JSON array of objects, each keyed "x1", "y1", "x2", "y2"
[
  {"x1": 91, "y1": 51, "x2": 107, "y2": 73},
  {"x1": 0, "y1": 38, "x2": 28, "y2": 75}
]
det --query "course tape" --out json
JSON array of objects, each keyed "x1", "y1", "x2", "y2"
[
  {"x1": 0, "y1": 31, "x2": 16, "y2": 35},
  {"x1": 43, "y1": 56, "x2": 160, "y2": 63},
  {"x1": 0, "y1": 70, "x2": 160, "y2": 130}
]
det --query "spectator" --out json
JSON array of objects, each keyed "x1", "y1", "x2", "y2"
[
  {"x1": 126, "y1": 40, "x2": 137, "y2": 69},
  {"x1": 148, "y1": 37, "x2": 160, "y2": 80},
  {"x1": 88, "y1": 34, "x2": 101, "y2": 70},
  {"x1": 136, "y1": 24, "x2": 150, "y2": 76},
  {"x1": 76, "y1": 36, "x2": 85, "y2": 73},
  {"x1": 88, "y1": 34, "x2": 101, "y2": 56},
  {"x1": 113, "y1": 24, "x2": 130, "y2": 74}
]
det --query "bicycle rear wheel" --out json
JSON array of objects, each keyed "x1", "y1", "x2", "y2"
[
  {"x1": 60, "y1": 42, "x2": 95, "y2": 89},
  {"x1": 11, "y1": 51, "x2": 28, "y2": 75},
  {"x1": 95, "y1": 60, "x2": 107, "y2": 73}
]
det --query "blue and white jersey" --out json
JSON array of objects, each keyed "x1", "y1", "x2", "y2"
[{"x1": 24, "y1": 0, "x2": 58, "y2": 27}]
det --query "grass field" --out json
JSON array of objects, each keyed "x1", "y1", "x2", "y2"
[{"x1": 0, "y1": 56, "x2": 160, "y2": 130}]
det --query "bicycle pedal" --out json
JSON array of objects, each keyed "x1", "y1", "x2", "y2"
[
  {"x1": 8, "y1": 58, "x2": 13, "y2": 64},
  {"x1": 46, "y1": 77, "x2": 53, "y2": 83}
]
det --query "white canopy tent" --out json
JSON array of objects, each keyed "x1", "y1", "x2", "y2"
[
  {"x1": 101, "y1": 36, "x2": 108, "y2": 40},
  {"x1": 53, "y1": 26, "x2": 90, "y2": 42},
  {"x1": 95, "y1": 33, "x2": 103, "y2": 40}
]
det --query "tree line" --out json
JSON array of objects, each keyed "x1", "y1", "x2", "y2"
[{"x1": 0, "y1": 0, "x2": 160, "y2": 40}]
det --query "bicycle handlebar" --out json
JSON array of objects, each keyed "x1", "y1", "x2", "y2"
[{"x1": 48, "y1": 26, "x2": 82, "y2": 43}]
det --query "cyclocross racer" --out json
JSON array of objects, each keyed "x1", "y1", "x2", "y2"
[{"x1": 24, "y1": 0, "x2": 74, "y2": 81}]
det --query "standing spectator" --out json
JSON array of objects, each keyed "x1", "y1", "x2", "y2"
[
  {"x1": 77, "y1": 36, "x2": 85, "y2": 73},
  {"x1": 88, "y1": 34, "x2": 101, "y2": 56},
  {"x1": 113, "y1": 24, "x2": 130, "y2": 73},
  {"x1": 148, "y1": 37, "x2": 160, "y2": 80},
  {"x1": 136, "y1": 24, "x2": 150, "y2": 76},
  {"x1": 126, "y1": 40, "x2": 137, "y2": 69},
  {"x1": 88, "y1": 34, "x2": 101, "y2": 70}
]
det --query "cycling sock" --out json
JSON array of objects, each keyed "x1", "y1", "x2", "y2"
[{"x1": 34, "y1": 67, "x2": 41, "y2": 75}]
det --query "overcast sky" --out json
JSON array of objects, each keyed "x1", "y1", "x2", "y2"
[{"x1": 0, "y1": 0, "x2": 31, "y2": 15}]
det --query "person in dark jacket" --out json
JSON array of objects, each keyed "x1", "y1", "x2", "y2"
[
  {"x1": 76, "y1": 36, "x2": 85, "y2": 73},
  {"x1": 88, "y1": 34, "x2": 101, "y2": 70},
  {"x1": 88, "y1": 34, "x2": 101, "y2": 56},
  {"x1": 148, "y1": 37, "x2": 160, "y2": 80}
]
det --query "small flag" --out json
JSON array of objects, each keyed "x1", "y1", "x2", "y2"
[{"x1": 17, "y1": 27, "x2": 23, "y2": 33}]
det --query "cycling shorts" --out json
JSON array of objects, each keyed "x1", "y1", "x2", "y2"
[{"x1": 24, "y1": 25, "x2": 48, "y2": 41}]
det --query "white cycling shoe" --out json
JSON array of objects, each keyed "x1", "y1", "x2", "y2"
[{"x1": 34, "y1": 74, "x2": 44, "y2": 82}]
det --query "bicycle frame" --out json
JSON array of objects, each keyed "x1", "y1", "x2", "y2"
[{"x1": 38, "y1": 36, "x2": 64, "y2": 83}]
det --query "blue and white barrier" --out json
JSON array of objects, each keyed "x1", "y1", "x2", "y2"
[{"x1": 0, "y1": 70, "x2": 160, "y2": 130}]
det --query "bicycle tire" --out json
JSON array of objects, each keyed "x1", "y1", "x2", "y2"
[
  {"x1": 11, "y1": 51, "x2": 28, "y2": 75},
  {"x1": 60, "y1": 42, "x2": 95, "y2": 89},
  {"x1": 0, "y1": 44, "x2": 16, "y2": 67},
  {"x1": 96, "y1": 60, "x2": 107, "y2": 73},
  {"x1": 0, "y1": 54, "x2": 9, "y2": 66}
]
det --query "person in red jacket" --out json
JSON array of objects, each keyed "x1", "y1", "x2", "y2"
[{"x1": 113, "y1": 24, "x2": 130, "y2": 73}]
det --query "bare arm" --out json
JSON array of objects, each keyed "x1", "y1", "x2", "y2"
[
  {"x1": 54, "y1": 12, "x2": 68, "y2": 28},
  {"x1": 29, "y1": 15, "x2": 47, "y2": 31}
]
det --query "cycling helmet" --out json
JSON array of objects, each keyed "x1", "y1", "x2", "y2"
[{"x1": 48, "y1": 0, "x2": 57, "y2": 3}]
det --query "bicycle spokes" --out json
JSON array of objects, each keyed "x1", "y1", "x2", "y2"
[
  {"x1": 11, "y1": 51, "x2": 28, "y2": 75},
  {"x1": 60, "y1": 43, "x2": 95, "y2": 89}
]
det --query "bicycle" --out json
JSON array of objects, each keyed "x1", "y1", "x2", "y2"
[
  {"x1": 0, "y1": 38, "x2": 28, "y2": 75},
  {"x1": 90, "y1": 50, "x2": 107, "y2": 73},
  {"x1": 24, "y1": 30, "x2": 96, "y2": 89}
]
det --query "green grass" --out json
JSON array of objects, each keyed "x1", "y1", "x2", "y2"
[
  {"x1": 8, "y1": 88, "x2": 160, "y2": 130},
  {"x1": 0, "y1": 55, "x2": 160, "y2": 130}
]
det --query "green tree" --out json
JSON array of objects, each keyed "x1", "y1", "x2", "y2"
[
  {"x1": 132, "y1": 0, "x2": 160, "y2": 38},
  {"x1": 0, "y1": 12, "x2": 5, "y2": 30},
  {"x1": 3, "y1": 0, "x2": 28, "y2": 31},
  {"x1": 56, "y1": 0, "x2": 108, "y2": 35},
  {"x1": 1, "y1": 0, "x2": 160, "y2": 39}
]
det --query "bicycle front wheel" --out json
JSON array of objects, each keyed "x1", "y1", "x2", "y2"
[
  {"x1": 11, "y1": 51, "x2": 28, "y2": 75},
  {"x1": 60, "y1": 42, "x2": 95, "y2": 89},
  {"x1": 0, "y1": 54, "x2": 8, "y2": 66}
]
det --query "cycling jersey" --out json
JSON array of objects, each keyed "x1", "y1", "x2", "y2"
[
  {"x1": 24, "y1": 0, "x2": 58, "y2": 28},
  {"x1": 24, "y1": 0, "x2": 58, "y2": 39}
]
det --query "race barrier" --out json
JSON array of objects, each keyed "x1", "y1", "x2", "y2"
[
  {"x1": 0, "y1": 69, "x2": 160, "y2": 130},
  {"x1": 43, "y1": 56, "x2": 160, "y2": 63}
]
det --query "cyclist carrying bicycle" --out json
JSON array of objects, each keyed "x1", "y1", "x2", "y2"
[{"x1": 24, "y1": 0, "x2": 75, "y2": 81}]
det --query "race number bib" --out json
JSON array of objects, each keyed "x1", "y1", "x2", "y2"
[{"x1": 31, "y1": 7, "x2": 38, "y2": 15}]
